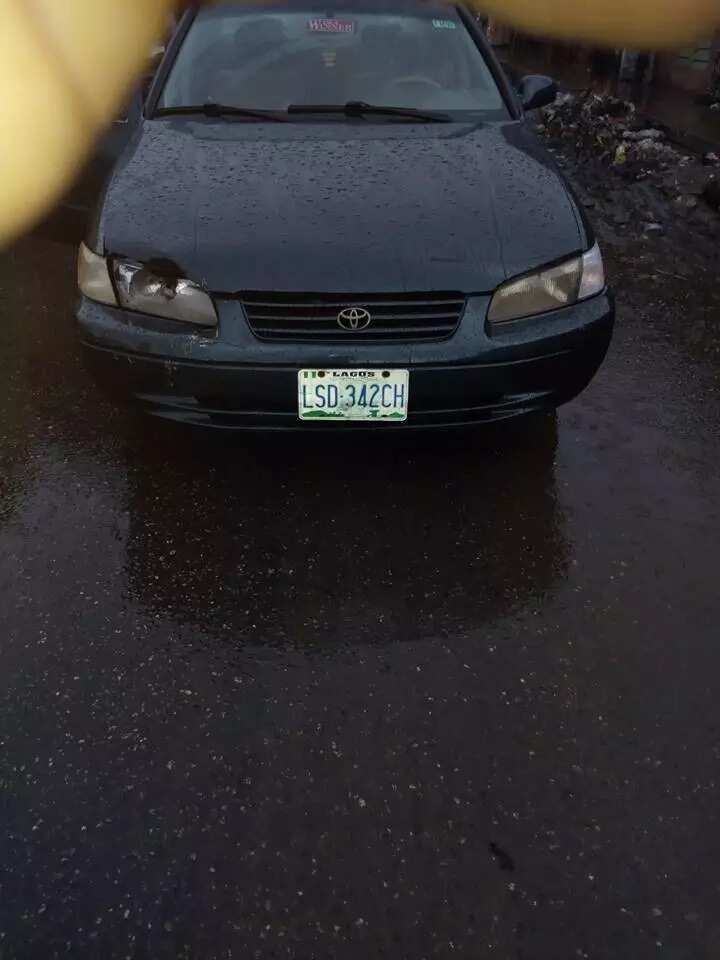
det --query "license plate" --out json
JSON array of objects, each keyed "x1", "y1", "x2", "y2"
[{"x1": 298, "y1": 369, "x2": 409, "y2": 421}]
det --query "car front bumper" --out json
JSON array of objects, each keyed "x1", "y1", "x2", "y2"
[{"x1": 77, "y1": 292, "x2": 614, "y2": 430}]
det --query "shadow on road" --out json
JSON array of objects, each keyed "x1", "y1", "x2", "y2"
[{"x1": 121, "y1": 416, "x2": 568, "y2": 646}]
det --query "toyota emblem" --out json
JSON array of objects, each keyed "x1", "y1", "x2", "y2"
[{"x1": 337, "y1": 307, "x2": 372, "y2": 331}]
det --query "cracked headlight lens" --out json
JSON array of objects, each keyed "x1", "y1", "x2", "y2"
[{"x1": 113, "y1": 260, "x2": 217, "y2": 327}]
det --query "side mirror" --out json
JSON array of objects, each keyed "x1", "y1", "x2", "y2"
[{"x1": 518, "y1": 74, "x2": 558, "y2": 111}]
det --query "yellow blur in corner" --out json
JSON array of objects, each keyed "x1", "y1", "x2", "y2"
[
  {"x1": 478, "y1": 0, "x2": 720, "y2": 49},
  {"x1": 1, "y1": 0, "x2": 719, "y2": 246},
  {"x1": 0, "y1": 0, "x2": 169, "y2": 246}
]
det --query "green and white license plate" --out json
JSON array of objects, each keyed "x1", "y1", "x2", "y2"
[{"x1": 298, "y1": 369, "x2": 409, "y2": 421}]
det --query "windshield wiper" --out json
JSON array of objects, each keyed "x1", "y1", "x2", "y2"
[
  {"x1": 155, "y1": 103, "x2": 288, "y2": 122},
  {"x1": 286, "y1": 100, "x2": 451, "y2": 122}
]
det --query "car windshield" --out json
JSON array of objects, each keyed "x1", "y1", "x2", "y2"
[{"x1": 157, "y1": 2, "x2": 508, "y2": 118}]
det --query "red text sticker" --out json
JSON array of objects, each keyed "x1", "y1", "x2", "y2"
[{"x1": 308, "y1": 18, "x2": 355, "y2": 33}]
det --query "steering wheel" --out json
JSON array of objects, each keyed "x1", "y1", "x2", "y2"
[{"x1": 384, "y1": 75, "x2": 443, "y2": 99}]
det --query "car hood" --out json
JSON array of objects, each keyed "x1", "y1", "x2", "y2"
[{"x1": 97, "y1": 119, "x2": 585, "y2": 295}]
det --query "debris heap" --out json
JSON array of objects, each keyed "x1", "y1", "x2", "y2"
[
  {"x1": 536, "y1": 91, "x2": 720, "y2": 238},
  {"x1": 539, "y1": 93, "x2": 688, "y2": 180}
]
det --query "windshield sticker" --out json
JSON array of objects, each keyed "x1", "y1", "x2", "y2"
[
  {"x1": 308, "y1": 18, "x2": 355, "y2": 33},
  {"x1": 432, "y1": 19, "x2": 457, "y2": 29}
]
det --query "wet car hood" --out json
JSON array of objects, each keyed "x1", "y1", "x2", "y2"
[{"x1": 96, "y1": 119, "x2": 586, "y2": 295}]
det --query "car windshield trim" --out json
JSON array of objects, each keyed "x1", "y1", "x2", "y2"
[
  {"x1": 154, "y1": 103, "x2": 289, "y2": 122},
  {"x1": 286, "y1": 100, "x2": 451, "y2": 122}
]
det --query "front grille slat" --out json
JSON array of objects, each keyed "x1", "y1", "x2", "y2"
[
  {"x1": 251, "y1": 325, "x2": 454, "y2": 338},
  {"x1": 253, "y1": 314, "x2": 457, "y2": 329},
  {"x1": 241, "y1": 292, "x2": 465, "y2": 342}
]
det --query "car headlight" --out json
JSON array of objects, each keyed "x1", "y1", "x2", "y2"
[
  {"x1": 77, "y1": 243, "x2": 217, "y2": 328},
  {"x1": 77, "y1": 242, "x2": 117, "y2": 306},
  {"x1": 488, "y1": 243, "x2": 605, "y2": 324},
  {"x1": 113, "y1": 260, "x2": 217, "y2": 327}
]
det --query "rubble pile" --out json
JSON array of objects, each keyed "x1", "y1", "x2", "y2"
[
  {"x1": 537, "y1": 92, "x2": 720, "y2": 240},
  {"x1": 539, "y1": 93, "x2": 688, "y2": 180}
]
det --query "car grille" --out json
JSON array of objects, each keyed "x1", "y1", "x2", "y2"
[{"x1": 240, "y1": 292, "x2": 466, "y2": 342}]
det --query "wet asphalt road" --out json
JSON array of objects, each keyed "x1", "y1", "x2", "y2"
[{"x1": 1, "y1": 221, "x2": 720, "y2": 960}]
